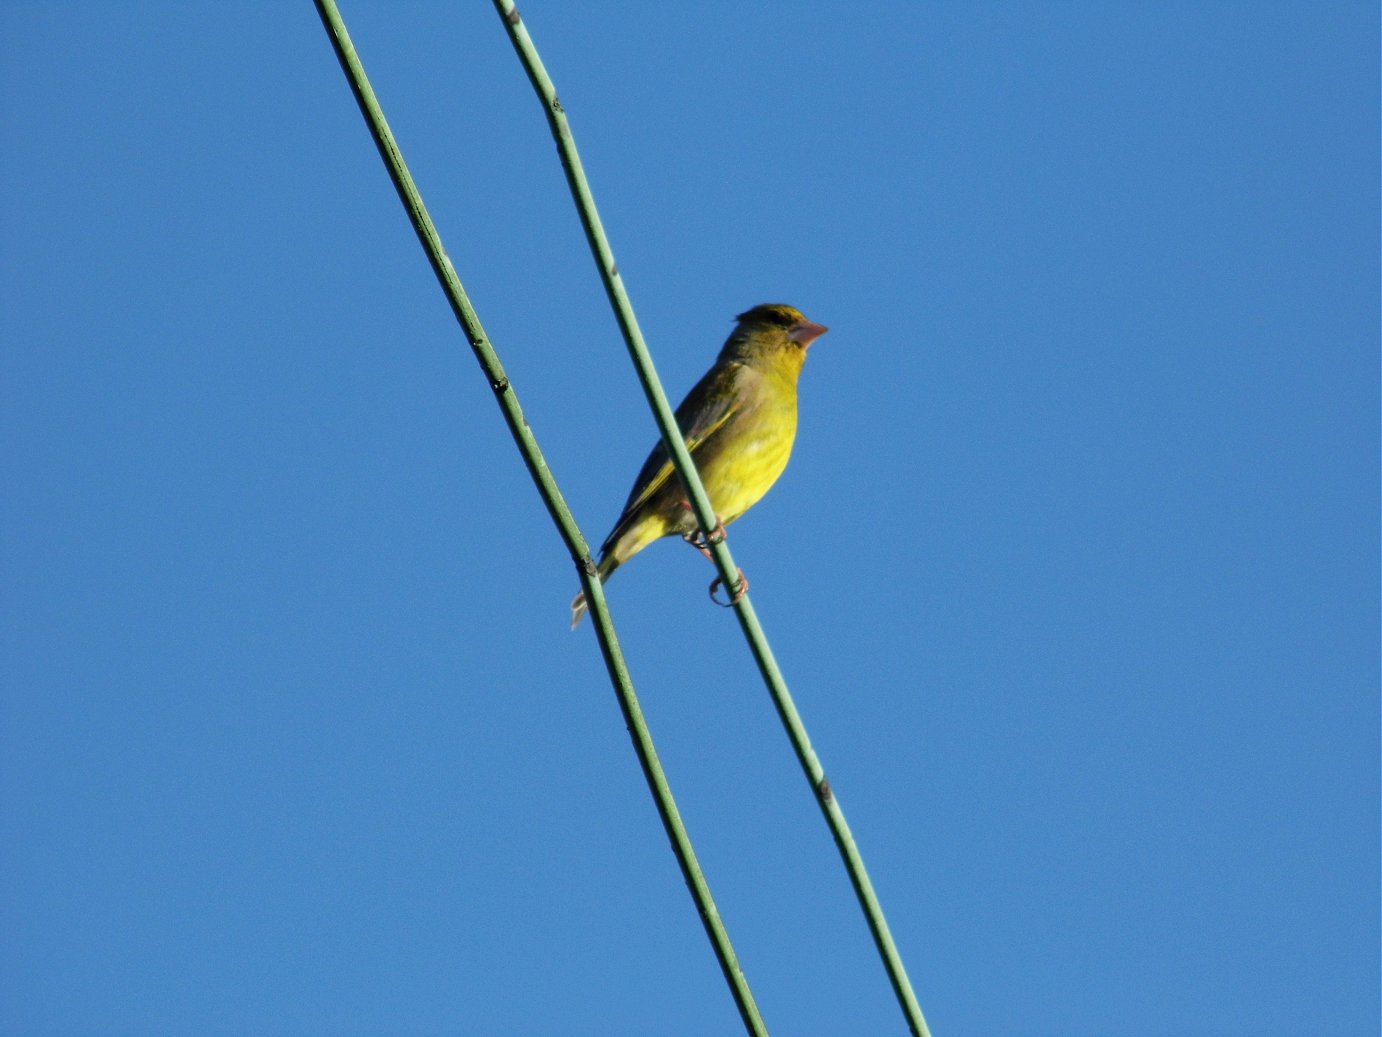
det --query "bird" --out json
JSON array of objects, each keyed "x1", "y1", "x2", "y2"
[{"x1": 570, "y1": 303, "x2": 828, "y2": 628}]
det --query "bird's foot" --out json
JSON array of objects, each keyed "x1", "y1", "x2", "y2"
[
  {"x1": 708, "y1": 568, "x2": 749, "y2": 608},
  {"x1": 682, "y1": 517, "x2": 728, "y2": 562},
  {"x1": 681, "y1": 516, "x2": 743, "y2": 605}
]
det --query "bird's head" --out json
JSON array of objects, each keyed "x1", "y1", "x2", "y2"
[{"x1": 722, "y1": 304, "x2": 829, "y2": 368}]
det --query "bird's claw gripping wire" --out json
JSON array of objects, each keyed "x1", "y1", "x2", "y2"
[
  {"x1": 682, "y1": 518, "x2": 747, "y2": 607},
  {"x1": 682, "y1": 518, "x2": 728, "y2": 561},
  {"x1": 708, "y1": 569, "x2": 749, "y2": 607}
]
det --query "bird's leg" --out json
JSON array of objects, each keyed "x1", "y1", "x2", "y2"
[
  {"x1": 679, "y1": 507, "x2": 728, "y2": 561},
  {"x1": 678, "y1": 508, "x2": 747, "y2": 607},
  {"x1": 682, "y1": 533, "x2": 715, "y2": 562}
]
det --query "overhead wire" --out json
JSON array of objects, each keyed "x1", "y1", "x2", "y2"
[
  {"x1": 312, "y1": 3, "x2": 770, "y2": 1033},
  {"x1": 490, "y1": 4, "x2": 934, "y2": 1035}
]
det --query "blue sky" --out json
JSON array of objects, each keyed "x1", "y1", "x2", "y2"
[{"x1": 2, "y1": 3, "x2": 1377, "y2": 1035}]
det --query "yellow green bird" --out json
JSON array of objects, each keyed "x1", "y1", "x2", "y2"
[{"x1": 571, "y1": 303, "x2": 829, "y2": 627}]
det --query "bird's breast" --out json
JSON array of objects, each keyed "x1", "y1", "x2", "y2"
[{"x1": 701, "y1": 393, "x2": 798, "y2": 524}]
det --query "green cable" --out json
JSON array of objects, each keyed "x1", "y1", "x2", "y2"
[
  {"x1": 312, "y1": 3, "x2": 771, "y2": 1032},
  {"x1": 491, "y1": 4, "x2": 933, "y2": 1034}
]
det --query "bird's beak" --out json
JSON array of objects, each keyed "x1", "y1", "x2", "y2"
[{"x1": 790, "y1": 318, "x2": 829, "y2": 348}]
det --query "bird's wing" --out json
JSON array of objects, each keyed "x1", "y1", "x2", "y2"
[{"x1": 617, "y1": 361, "x2": 752, "y2": 520}]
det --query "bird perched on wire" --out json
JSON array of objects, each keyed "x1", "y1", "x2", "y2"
[{"x1": 571, "y1": 303, "x2": 829, "y2": 628}]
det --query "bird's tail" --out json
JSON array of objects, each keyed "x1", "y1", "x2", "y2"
[
  {"x1": 569, "y1": 513, "x2": 668, "y2": 629},
  {"x1": 569, "y1": 553, "x2": 623, "y2": 629}
]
